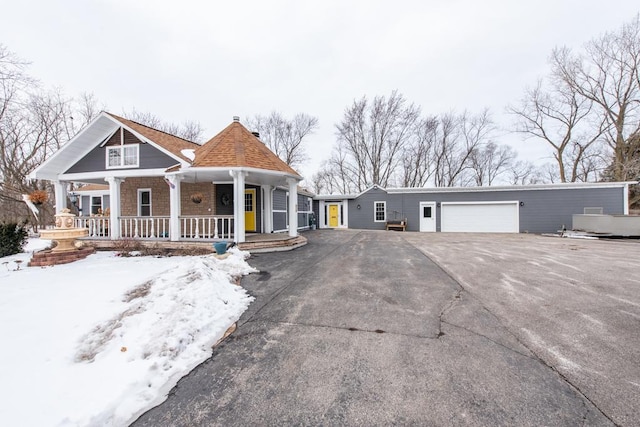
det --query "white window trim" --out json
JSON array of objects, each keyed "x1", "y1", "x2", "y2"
[
  {"x1": 138, "y1": 188, "x2": 152, "y2": 217},
  {"x1": 106, "y1": 144, "x2": 140, "y2": 169},
  {"x1": 374, "y1": 201, "x2": 386, "y2": 222},
  {"x1": 90, "y1": 195, "x2": 104, "y2": 215}
]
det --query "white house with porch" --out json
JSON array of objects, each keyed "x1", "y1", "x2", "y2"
[{"x1": 30, "y1": 112, "x2": 311, "y2": 244}]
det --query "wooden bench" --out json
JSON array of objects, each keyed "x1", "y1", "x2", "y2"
[{"x1": 386, "y1": 219, "x2": 407, "y2": 231}]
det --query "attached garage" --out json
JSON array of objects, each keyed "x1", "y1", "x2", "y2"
[{"x1": 441, "y1": 201, "x2": 519, "y2": 233}]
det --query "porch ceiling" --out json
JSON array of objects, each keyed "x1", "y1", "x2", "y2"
[{"x1": 178, "y1": 167, "x2": 299, "y2": 187}]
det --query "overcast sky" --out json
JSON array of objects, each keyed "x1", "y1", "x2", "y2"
[{"x1": 2, "y1": 1, "x2": 639, "y2": 181}]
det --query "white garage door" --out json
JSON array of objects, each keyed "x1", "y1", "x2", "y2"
[{"x1": 441, "y1": 201, "x2": 519, "y2": 233}]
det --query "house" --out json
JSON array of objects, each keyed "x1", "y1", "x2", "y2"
[
  {"x1": 314, "y1": 182, "x2": 635, "y2": 234},
  {"x1": 30, "y1": 112, "x2": 313, "y2": 244}
]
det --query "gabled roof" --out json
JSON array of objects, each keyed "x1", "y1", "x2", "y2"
[
  {"x1": 105, "y1": 113, "x2": 200, "y2": 163},
  {"x1": 192, "y1": 120, "x2": 301, "y2": 178}
]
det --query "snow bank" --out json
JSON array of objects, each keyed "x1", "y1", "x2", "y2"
[{"x1": 0, "y1": 240, "x2": 256, "y2": 426}]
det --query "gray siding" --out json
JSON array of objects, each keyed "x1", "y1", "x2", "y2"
[
  {"x1": 273, "y1": 212, "x2": 287, "y2": 231},
  {"x1": 273, "y1": 189, "x2": 288, "y2": 231},
  {"x1": 298, "y1": 194, "x2": 311, "y2": 211},
  {"x1": 273, "y1": 189, "x2": 287, "y2": 210},
  {"x1": 65, "y1": 141, "x2": 178, "y2": 173},
  {"x1": 81, "y1": 195, "x2": 90, "y2": 214},
  {"x1": 348, "y1": 187, "x2": 625, "y2": 234},
  {"x1": 348, "y1": 187, "x2": 397, "y2": 231}
]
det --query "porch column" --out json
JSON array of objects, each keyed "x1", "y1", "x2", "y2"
[
  {"x1": 105, "y1": 177, "x2": 123, "y2": 240},
  {"x1": 167, "y1": 175, "x2": 182, "y2": 241},
  {"x1": 287, "y1": 178, "x2": 298, "y2": 237},
  {"x1": 53, "y1": 180, "x2": 67, "y2": 213},
  {"x1": 230, "y1": 170, "x2": 247, "y2": 243},
  {"x1": 261, "y1": 184, "x2": 273, "y2": 234}
]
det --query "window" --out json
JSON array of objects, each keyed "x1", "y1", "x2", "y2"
[
  {"x1": 423, "y1": 206, "x2": 432, "y2": 218},
  {"x1": 138, "y1": 189, "x2": 151, "y2": 217},
  {"x1": 106, "y1": 144, "x2": 139, "y2": 169},
  {"x1": 91, "y1": 196, "x2": 103, "y2": 215},
  {"x1": 374, "y1": 201, "x2": 386, "y2": 222},
  {"x1": 245, "y1": 192, "x2": 253, "y2": 212}
]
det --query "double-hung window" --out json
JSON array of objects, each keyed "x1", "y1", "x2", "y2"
[
  {"x1": 106, "y1": 144, "x2": 139, "y2": 169},
  {"x1": 374, "y1": 201, "x2": 386, "y2": 222},
  {"x1": 138, "y1": 189, "x2": 152, "y2": 217}
]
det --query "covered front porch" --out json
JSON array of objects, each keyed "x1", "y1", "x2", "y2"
[
  {"x1": 59, "y1": 167, "x2": 304, "y2": 244},
  {"x1": 81, "y1": 229, "x2": 308, "y2": 253}
]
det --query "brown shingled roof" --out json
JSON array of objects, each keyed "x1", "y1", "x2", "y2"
[
  {"x1": 193, "y1": 121, "x2": 301, "y2": 177},
  {"x1": 106, "y1": 112, "x2": 200, "y2": 163}
]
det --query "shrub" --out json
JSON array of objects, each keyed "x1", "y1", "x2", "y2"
[{"x1": 0, "y1": 223, "x2": 28, "y2": 257}]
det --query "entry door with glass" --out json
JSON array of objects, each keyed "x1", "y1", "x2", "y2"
[
  {"x1": 419, "y1": 202, "x2": 436, "y2": 232},
  {"x1": 244, "y1": 189, "x2": 256, "y2": 232}
]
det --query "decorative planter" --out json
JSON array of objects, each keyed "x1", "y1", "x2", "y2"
[{"x1": 213, "y1": 241, "x2": 228, "y2": 255}]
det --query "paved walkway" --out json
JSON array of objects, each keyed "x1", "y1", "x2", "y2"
[{"x1": 133, "y1": 230, "x2": 621, "y2": 426}]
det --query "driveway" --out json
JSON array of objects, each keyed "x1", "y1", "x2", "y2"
[{"x1": 133, "y1": 230, "x2": 639, "y2": 426}]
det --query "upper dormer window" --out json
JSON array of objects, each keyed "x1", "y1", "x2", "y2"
[{"x1": 106, "y1": 144, "x2": 139, "y2": 169}]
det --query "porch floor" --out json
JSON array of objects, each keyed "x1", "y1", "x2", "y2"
[{"x1": 78, "y1": 233, "x2": 308, "y2": 253}]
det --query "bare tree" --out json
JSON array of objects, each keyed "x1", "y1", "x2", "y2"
[
  {"x1": 552, "y1": 15, "x2": 640, "y2": 185},
  {"x1": 313, "y1": 143, "x2": 360, "y2": 194},
  {"x1": 507, "y1": 160, "x2": 545, "y2": 185},
  {"x1": 247, "y1": 111, "x2": 318, "y2": 169},
  {"x1": 510, "y1": 68, "x2": 607, "y2": 182},
  {"x1": 432, "y1": 110, "x2": 495, "y2": 187},
  {"x1": 469, "y1": 142, "x2": 517, "y2": 186},
  {"x1": 0, "y1": 45, "x2": 102, "y2": 226},
  {"x1": 333, "y1": 91, "x2": 421, "y2": 191},
  {"x1": 124, "y1": 109, "x2": 205, "y2": 143},
  {"x1": 400, "y1": 116, "x2": 438, "y2": 187}
]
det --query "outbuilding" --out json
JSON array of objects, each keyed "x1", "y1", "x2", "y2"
[{"x1": 315, "y1": 182, "x2": 635, "y2": 234}]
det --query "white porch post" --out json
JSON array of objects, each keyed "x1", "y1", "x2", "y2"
[
  {"x1": 287, "y1": 178, "x2": 298, "y2": 237},
  {"x1": 105, "y1": 177, "x2": 123, "y2": 240},
  {"x1": 167, "y1": 175, "x2": 182, "y2": 241},
  {"x1": 53, "y1": 180, "x2": 67, "y2": 214},
  {"x1": 262, "y1": 184, "x2": 273, "y2": 234},
  {"x1": 230, "y1": 170, "x2": 247, "y2": 243}
]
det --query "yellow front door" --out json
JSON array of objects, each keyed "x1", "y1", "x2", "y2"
[
  {"x1": 244, "y1": 189, "x2": 256, "y2": 232},
  {"x1": 329, "y1": 204, "x2": 339, "y2": 227}
]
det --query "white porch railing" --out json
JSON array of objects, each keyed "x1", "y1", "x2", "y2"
[
  {"x1": 180, "y1": 216, "x2": 234, "y2": 240},
  {"x1": 75, "y1": 216, "x2": 110, "y2": 238},
  {"x1": 75, "y1": 215, "x2": 234, "y2": 240},
  {"x1": 120, "y1": 216, "x2": 170, "y2": 239}
]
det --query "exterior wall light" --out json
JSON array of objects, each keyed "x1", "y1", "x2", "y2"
[
  {"x1": 520, "y1": 201, "x2": 525, "y2": 207},
  {"x1": 357, "y1": 204, "x2": 361, "y2": 209}
]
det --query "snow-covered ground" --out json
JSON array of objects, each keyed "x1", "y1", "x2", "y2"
[{"x1": 0, "y1": 239, "x2": 256, "y2": 426}]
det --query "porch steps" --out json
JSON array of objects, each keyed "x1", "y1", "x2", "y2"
[
  {"x1": 77, "y1": 234, "x2": 308, "y2": 254},
  {"x1": 238, "y1": 235, "x2": 307, "y2": 253},
  {"x1": 29, "y1": 246, "x2": 95, "y2": 267}
]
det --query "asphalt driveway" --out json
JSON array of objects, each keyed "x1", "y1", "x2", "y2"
[{"x1": 133, "y1": 230, "x2": 639, "y2": 426}]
